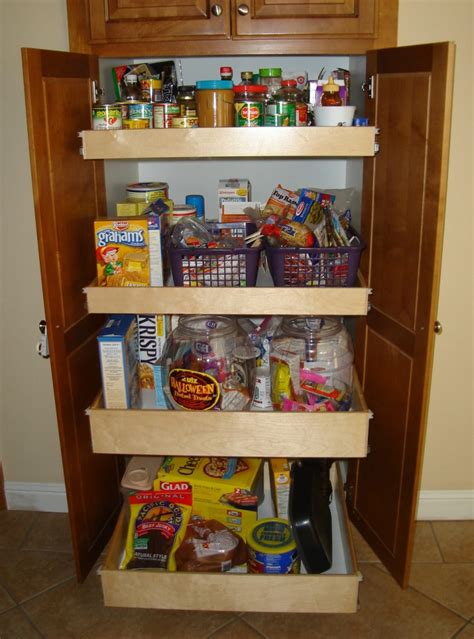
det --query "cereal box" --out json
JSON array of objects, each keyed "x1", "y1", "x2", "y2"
[
  {"x1": 137, "y1": 314, "x2": 170, "y2": 408},
  {"x1": 95, "y1": 217, "x2": 150, "y2": 287},
  {"x1": 97, "y1": 314, "x2": 140, "y2": 409},
  {"x1": 155, "y1": 456, "x2": 263, "y2": 538}
]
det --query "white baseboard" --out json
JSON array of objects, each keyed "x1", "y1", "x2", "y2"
[
  {"x1": 5, "y1": 482, "x2": 68, "y2": 513},
  {"x1": 417, "y1": 490, "x2": 474, "y2": 520}
]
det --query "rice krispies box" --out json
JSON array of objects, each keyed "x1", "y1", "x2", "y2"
[
  {"x1": 154, "y1": 456, "x2": 263, "y2": 538},
  {"x1": 94, "y1": 213, "x2": 168, "y2": 287},
  {"x1": 137, "y1": 314, "x2": 171, "y2": 408}
]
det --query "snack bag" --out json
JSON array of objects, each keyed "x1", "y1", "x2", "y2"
[
  {"x1": 263, "y1": 185, "x2": 299, "y2": 219},
  {"x1": 121, "y1": 486, "x2": 192, "y2": 571},
  {"x1": 175, "y1": 518, "x2": 247, "y2": 572}
]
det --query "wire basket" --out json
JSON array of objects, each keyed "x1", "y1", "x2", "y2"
[
  {"x1": 265, "y1": 229, "x2": 366, "y2": 287},
  {"x1": 169, "y1": 222, "x2": 260, "y2": 287}
]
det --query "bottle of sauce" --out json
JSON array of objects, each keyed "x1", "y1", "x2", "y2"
[
  {"x1": 240, "y1": 71, "x2": 254, "y2": 85},
  {"x1": 320, "y1": 75, "x2": 342, "y2": 107},
  {"x1": 123, "y1": 74, "x2": 141, "y2": 102},
  {"x1": 273, "y1": 79, "x2": 308, "y2": 126},
  {"x1": 220, "y1": 66, "x2": 233, "y2": 82}
]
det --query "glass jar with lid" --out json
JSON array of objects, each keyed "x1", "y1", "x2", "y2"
[
  {"x1": 160, "y1": 315, "x2": 256, "y2": 411},
  {"x1": 195, "y1": 80, "x2": 234, "y2": 127},
  {"x1": 233, "y1": 85, "x2": 267, "y2": 127},
  {"x1": 258, "y1": 67, "x2": 282, "y2": 97},
  {"x1": 270, "y1": 316, "x2": 353, "y2": 411},
  {"x1": 177, "y1": 85, "x2": 197, "y2": 116}
]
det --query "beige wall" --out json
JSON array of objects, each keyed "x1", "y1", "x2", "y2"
[
  {"x1": 0, "y1": 1, "x2": 472, "y2": 491},
  {"x1": 398, "y1": 0, "x2": 474, "y2": 490},
  {"x1": 1, "y1": 0, "x2": 69, "y2": 483}
]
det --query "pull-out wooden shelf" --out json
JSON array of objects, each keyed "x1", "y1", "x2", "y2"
[
  {"x1": 88, "y1": 375, "x2": 369, "y2": 458},
  {"x1": 80, "y1": 127, "x2": 377, "y2": 160},
  {"x1": 100, "y1": 464, "x2": 361, "y2": 613},
  {"x1": 84, "y1": 283, "x2": 370, "y2": 316}
]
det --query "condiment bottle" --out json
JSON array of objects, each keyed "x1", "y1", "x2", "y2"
[
  {"x1": 220, "y1": 66, "x2": 233, "y2": 82},
  {"x1": 240, "y1": 71, "x2": 254, "y2": 85},
  {"x1": 273, "y1": 79, "x2": 308, "y2": 127},
  {"x1": 321, "y1": 75, "x2": 342, "y2": 106},
  {"x1": 123, "y1": 74, "x2": 141, "y2": 102},
  {"x1": 177, "y1": 85, "x2": 197, "y2": 116},
  {"x1": 258, "y1": 68, "x2": 282, "y2": 97}
]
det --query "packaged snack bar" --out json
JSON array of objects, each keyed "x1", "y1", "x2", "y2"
[{"x1": 121, "y1": 486, "x2": 192, "y2": 571}]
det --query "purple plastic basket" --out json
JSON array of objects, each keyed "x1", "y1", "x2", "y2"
[
  {"x1": 265, "y1": 229, "x2": 366, "y2": 287},
  {"x1": 169, "y1": 222, "x2": 260, "y2": 287}
]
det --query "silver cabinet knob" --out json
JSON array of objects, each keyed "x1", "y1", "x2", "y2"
[
  {"x1": 434, "y1": 320, "x2": 443, "y2": 335},
  {"x1": 238, "y1": 4, "x2": 250, "y2": 15},
  {"x1": 211, "y1": 4, "x2": 223, "y2": 16}
]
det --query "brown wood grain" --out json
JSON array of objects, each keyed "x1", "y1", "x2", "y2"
[
  {"x1": 347, "y1": 42, "x2": 455, "y2": 588},
  {"x1": 0, "y1": 464, "x2": 6, "y2": 510},
  {"x1": 67, "y1": 0, "x2": 397, "y2": 56},
  {"x1": 22, "y1": 48, "x2": 122, "y2": 582}
]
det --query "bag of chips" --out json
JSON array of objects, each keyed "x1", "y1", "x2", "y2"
[{"x1": 121, "y1": 486, "x2": 192, "y2": 571}]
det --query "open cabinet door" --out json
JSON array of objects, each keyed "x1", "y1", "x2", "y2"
[
  {"x1": 22, "y1": 48, "x2": 122, "y2": 581},
  {"x1": 347, "y1": 42, "x2": 455, "y2": 587}
]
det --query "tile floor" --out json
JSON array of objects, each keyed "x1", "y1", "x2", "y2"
[{"x1": 0, "y1": 510, "x2": 473, "y2": 638}]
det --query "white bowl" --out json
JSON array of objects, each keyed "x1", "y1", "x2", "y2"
[{"x1": 315, "y1": 106, "x2": 356, "y2": 127}]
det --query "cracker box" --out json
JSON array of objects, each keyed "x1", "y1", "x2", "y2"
[
  {"x1": 270, "y1": 458, "x2": 292, "y2": 520},
  {"x1": 98, "y1": 314, "x2": 140, "y2": 409},
  {"x1": 94, "y1": 213, "x2": 168, "y2": 287},
  {"x1": 95, "y1": 217, "x2": 150, "y2": 287},
  {"x1": 155, "y1": 456, "x2": 263, "y2": 537},
  {"x1": 221, "y1": 201, "x2": 262, "y2": 224},
  {"x1": 137, "y1": 314, "x2": 170, "y2": 408}
]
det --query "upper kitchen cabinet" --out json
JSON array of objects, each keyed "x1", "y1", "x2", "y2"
[{"x1": 67, "y1": 0, "x2": 398, "y2": 56}]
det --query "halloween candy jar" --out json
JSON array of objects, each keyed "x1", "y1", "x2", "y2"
[{"x1": 161, "y1": 315, "x2": 256, "y2": 411}]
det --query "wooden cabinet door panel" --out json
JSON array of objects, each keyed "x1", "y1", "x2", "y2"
[
  {"x1": 22, "y1": 48, "x2": 122, "y2": 582},
  {"x1": 348, "y1": 42, "x2": 455, "y2": 587},
  {"x1": 234, "y1": 0, "x2": 376, "y2": 38},
  {"x1": 88, "y1": 0, "x2": 230, "y2": 42}
]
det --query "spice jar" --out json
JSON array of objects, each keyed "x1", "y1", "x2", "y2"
[
  {"x1": 160, "y1": 315, "x2": 256, "y2": 411},
  {"x1": 233, "y1": 85, "x2": 267, "y2": 127},
  {"x1": 270, "y1": 316, "x2": 353, "y2": 411},
  {"x1": 195, "y1": 80, "x2": 234, "y2": 127}
]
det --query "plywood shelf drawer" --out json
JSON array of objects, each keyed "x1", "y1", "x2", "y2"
[
  {"x1": 88, "y1": 375, "x2": 370, "y2": 458},
  {"x1": 100, "y1": 463, "x2": 361, "y2": 613}
]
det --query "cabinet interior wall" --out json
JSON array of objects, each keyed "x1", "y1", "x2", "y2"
[{"x1": 100, "y1": 55, "x2": 367, "y2": 225}]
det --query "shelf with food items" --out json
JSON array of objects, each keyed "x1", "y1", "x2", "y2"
[
  {"x1": 87, "y1": 372, "x2": 369, "y2": 458},
  {"x1": 80, "y1": 126, "x2": 377, "y2": 160},
  {"x1": 100, "y1": 461, "x2": 361, "y2": 614}
]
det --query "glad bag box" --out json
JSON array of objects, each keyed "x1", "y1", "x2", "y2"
[{"x1": 155, "y1": 456, "x2": 263, "y2": 538}]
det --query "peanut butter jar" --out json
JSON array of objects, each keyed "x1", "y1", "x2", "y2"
[{"x1": 195, "y1": 80, "x2": 234, "y2": 127}]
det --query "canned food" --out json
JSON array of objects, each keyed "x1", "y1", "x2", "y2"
[
  {"x1": 123, "y1": 119, "x2": 149, "y2": 129},
  {"x1": 264, "y1": 113, "x2": 290, "y2": 127},
  {"x1": 153, "y1": 103, "x2": 180, "y2": 129},
  {"x1": 171, "y1": 116, "x2": 199, "y2": 128},
  {"x1": 126, "y1": 182, "x2": 169, "y2": 202},
  {"x1": 92, "y1": 104, "x2": 122, "y2": 130},
  {"x1": 247, "y1": 518, "x2": 300, "y2": 574},
  {"x1": 128, "y1": 102, "x2": 153, "y2": 126}
]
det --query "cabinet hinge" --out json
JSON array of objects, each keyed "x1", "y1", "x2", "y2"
[
  {"x1": 362, "y1": 75, "x2": 375, "y2": 99},
  {"x1": 344, "y1": 481, "x2": 354, "y2": 504}
]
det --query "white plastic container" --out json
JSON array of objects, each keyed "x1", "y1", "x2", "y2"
[{"x1": 314, "y1": 106, "x2": 356, "y2": 127}]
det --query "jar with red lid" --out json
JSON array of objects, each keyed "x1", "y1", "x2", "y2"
[
  {"x1": 273, "y1": 80, "x2": 308, "y2": 127},
  {"x1": 233, "y1": 85, "x2": 267, "y2": 127}
]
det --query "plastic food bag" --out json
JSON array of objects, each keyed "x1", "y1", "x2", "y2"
[
  {"x1": 121, "y1": 487, "x2": 192, "y2": 571},
  {"x1": 175, "y1": 518, "x2": 247, "y2": 572}
]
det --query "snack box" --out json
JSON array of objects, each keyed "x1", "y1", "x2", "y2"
[
  {"x1": 270, "y1": 458, "x2": 292, "y2": 520},
  {"x1": 137, "y1": 314, "x2": 170, "y2": 408},
  {"x1": 220, "y1": 201, "x2": 262, "y2": 224},
  {"x1": 98, "y1": 314, "x2": 140, "y2": 409},
  {"x1": 155, "y1": 456, "x2": 263, "y2": 538},
  {"x1": 218, "y1": 179, "x2": 251, "y2": 212},
  {"x1": 94, "y1": 212, "x2": 168, "y2": 287},
  {"x1": 115, "y1": 201, "x2": 148, "y2": 217}
]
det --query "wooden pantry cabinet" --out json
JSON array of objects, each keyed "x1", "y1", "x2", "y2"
[
  {"x1": 22, "y1": 41, "x2": 454, "y2": 611},
  {"x1": 66, "y1": 0, "x2": 398, "y2": 57}
]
